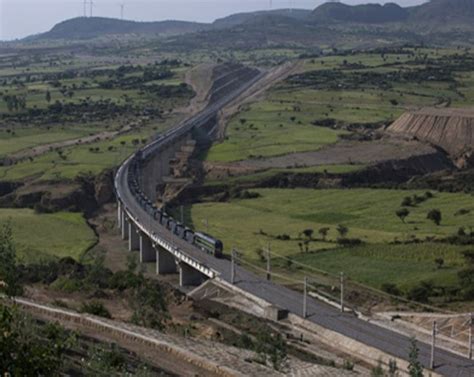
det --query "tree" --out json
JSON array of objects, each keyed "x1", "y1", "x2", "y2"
[
  {"x1": 427, "y1": 209, "x2": 442, "y2": 226},
  {"x1": 396, "y1": 208, "x2": 410, "y2": 223},
  {"x1": 434, "y1": 258, "x2": 444, "y2": 269},
  {"x1": 0, "y1": 304, "x2": 74, "y2": 375},
  {"x1": 318, "y1": 227, "x2": 330, "y2": 241},
  {"x1": 337, "y1": 224, "x2": 349, "y2": 239},
  {"x1": 408, "y1": 338, "x2": 424, "y2": 377},
  {"x1": 401, "y1": 196, "x2": 413, "y2": 207},
  {"x1": 302, "y1": 229, "x2": 314, "y2": 240},
  {"x1": 45, "y1": 90, "x2": 52, "y2": 103},
  {"x1": 0, "y1": 222, "x2": 22, "y2": 297},
  {"x1": 304, "y1": 240, "x2": 310, "y2": 253}
]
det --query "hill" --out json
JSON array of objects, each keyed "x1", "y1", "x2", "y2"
[
  {"x1": 409, "y1": 0, "x2": 474, "y2": 24},
  {"x1": 312, "y1": 2, "x2": 409, "y2": 23},
  {"x1": 24, "y1": 0, "x2": 474, "y2": 46},
  {"x1": 213, "y1": 9, "x2": 311, "y2": 28},
  {"x1": 388, "y1": 108, "x2": 474, "y2": 168},
  {"x1": 34, "y1": 17, "x2": 207, "y2": 40}
]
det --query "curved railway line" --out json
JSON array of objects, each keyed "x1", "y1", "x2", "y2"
[{"x1": 115, "y1": 65, "x2": 474, "y2": 376}]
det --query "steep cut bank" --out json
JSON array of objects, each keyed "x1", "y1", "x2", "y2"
[{"x1": 388, "y1": 108, "x2": 474, "y2": 168}]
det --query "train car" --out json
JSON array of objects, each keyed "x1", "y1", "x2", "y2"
[
  {"x1": 153, "y1": 209, "x2": 161, "y2": 221},
  {"x1": 160, "y1": 212, "x2": 169, "y2": 226},
  {"x1": 166, "y1": 217, "x2": 174, "y2": 230},
  {"x1": 183, "y1": 227, "x2": 194, "y2": 242},
  {"x1": 173, "y1": 222, "x2": 184, "y2": 237},
  {"x1": 193, "y1": 232, "x2": 223, "y2": 258}
]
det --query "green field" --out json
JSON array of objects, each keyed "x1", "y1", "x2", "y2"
[
  {"x1": 0, "y1": 126, "x2": 99, "y2": 158},
  {"x1": 0, "y1": 117, "x2": 178, "y2": 182},
  {"x1": 204, "y1": 100, "x2": 347, "y2": 163},
  {"x1": 204, "y1": 48, "x2": 473, "y2": 166},
  {"x1": 189, "y1": 188, "x2": 474, "y2": 289},
  {"x1": 291, "y1": 243, "x2": 466, "y2": 290},
  {"x1": 0, "y1": 209, "x2": 97, "y2": 263}
]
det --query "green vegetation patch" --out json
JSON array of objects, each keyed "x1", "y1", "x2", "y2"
[
  {"x1": 292, "y1": 243, "x2": 466, "y2": 290},
  {"x1": 190, "y1": 188, "x2": 474, "y2": 290},
  {"x1": 0, "y1": 208, "x2": 97, "y2": 263},
  {"x1": 204, "y1": 101, "x2": 346, "y2": 162}
]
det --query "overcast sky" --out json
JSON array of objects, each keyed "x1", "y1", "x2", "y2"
[{"x1": 0, "y1": 0, "x2": 428, "y2": 41}]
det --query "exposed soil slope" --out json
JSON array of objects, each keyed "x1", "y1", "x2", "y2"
[
  {"x1": 388, "y1": 108, "x2": 474, "y2": 167},
  {"x1": 205, "y1": 139, "x2": 446, "y2": 174}
]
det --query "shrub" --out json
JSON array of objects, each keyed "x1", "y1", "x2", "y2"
[
  {"x1": 381, "y1": 283, "x2": 401, "y2": 296},
  {"x1": 80, "y1": 301, "x2": 111, "y2": 318},
  {"x1": 427, "y1": 209, "x2": 442, "y2": 226},
  {"x1": 337, "y1": 238, "x2": 363, "y2": 246},
  {"x1": 51, "y1": 276, "x2": 83, "y2": 293},
  {"x1": 406, "y1": 281, "x2": 434, "y2": 303}
]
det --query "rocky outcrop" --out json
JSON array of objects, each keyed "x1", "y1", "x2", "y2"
[
  {"x1": 94, "y1": 169, "x2": 115, "y2": 206},
  {"x1": 388, "y1": 108, "x2": 474, "y2": 168},
  {"x1": 0, "y1": 168, "x2": 115, "y2": 214}
]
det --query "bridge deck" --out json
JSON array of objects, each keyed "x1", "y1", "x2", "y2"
[{"x1": 115, "y1": 68, "x2": 474, "y2": 376}]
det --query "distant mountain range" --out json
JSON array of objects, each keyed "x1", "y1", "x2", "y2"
[
  {"x1": 28, "y1": 0, "x2": 474, "y2": 45},
  {"x1": 32, "y1": 17, "x2": 206, "y2": 40}
]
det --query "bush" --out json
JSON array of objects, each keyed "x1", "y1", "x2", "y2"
[
  {"x1": 381, "y1": 283, "x2": 401, "y2": 296},
  {"x1": 51, "y1": 276, "x2": 83, "y2": 293},
  {"x1": 337, "y1": 238, "x2": 363, "y2": 246},
  {"x1": 406, "y1": 281, "x2": 434, "y2": 303},
  {"x1": 80, "y1": 301, "x2": 112, "y2": 318}
]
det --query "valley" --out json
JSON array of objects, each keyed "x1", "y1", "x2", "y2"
[{"x1": 1, "y1": 1, "x2": 474, "y2": 375}]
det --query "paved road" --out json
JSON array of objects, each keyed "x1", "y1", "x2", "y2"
[{"x1": 116, "y1": 72, "x2": 474, "y2": 377}]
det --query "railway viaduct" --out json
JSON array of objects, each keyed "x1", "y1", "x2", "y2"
[{"x1": 115, "y1": 64, "x2": 474, "y2": 376}]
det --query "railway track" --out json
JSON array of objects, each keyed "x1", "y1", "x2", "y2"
[{"x1": 115, "y1": 65, "x2": 474, "y2": 376}]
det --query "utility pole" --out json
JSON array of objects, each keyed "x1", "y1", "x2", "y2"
[
  {"x1": 303, "y1": 276, "x2": 308, "y2": 318},
  {"x1": 340, "y1": 272, "x2": 344, "y2": 313},
  {"x1": 266, "y1": 243, "x2": 271, "y2": 281},
  {"x1": 431, "y1": 320, "x2": 437, "y2": 369},
  {"x1": 180, "y1": 205, "x2": 184, "y2": 224},
  {"x1": 231, "y1": 248, "x2": 236, "y2": 284},
  {"x1": 469, "y1": 313, "x2": 473, "y2": 360},
  {"x1": 83, "y1": 0, "x2": 87, "y2": 17},
  {"x1": 90, "y1": 0, "x2": 94, "y2": 18}
]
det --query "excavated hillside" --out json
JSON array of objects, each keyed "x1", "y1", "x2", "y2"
[{"x1": 388, "y1": 108, "x2": 474, "y2": 168}]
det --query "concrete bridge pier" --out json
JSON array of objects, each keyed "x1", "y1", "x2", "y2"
[
  {"x1": 156, "y1": 246, "x2": 177, "y2": 275},
  {"x1": 121, "y1": 211, "x2": 129, "y2": 241},
  {"x1": 128, "y1": 222, "x2": 140, "y2": 251},
  {"x1": 140, "y1": 234, "x2": 156, "y2": 263},
  {"x1": 117, "y1": 202, "x2": 122, "y2": 229},
  {"x1": 179, "y1": 262, "x2": 206, "y2": 287}
]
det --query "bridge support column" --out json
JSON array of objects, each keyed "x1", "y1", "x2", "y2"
[
  {"x1": 140, "y1": 234, "x2": 155, "y2": 263},
  {"x1": 121, "y1": 212, "x2": 129, "y2": 241},
  {"x1": 128, "y1": 222, "x2": 139, "y2": 251},
  {"x1": 156, "y1": 246, "x2": 177, "y2": 274},
  {"x1": 117, "y1": 202, "x2": 122, "y2": 229},
  {"x1": 179, "y1": 262, "x2": 206, "y2": 287}
]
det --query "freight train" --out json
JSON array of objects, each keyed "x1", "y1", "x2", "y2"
[{"x1": 127, "y1": 155, "x2": 224, "y2": 258}]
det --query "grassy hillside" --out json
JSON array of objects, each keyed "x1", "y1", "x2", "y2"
[
  {"x1": 0, "y1": 209, "x2": 97, "y2": 263},
  {"x1": 35, "y1": 17, "x2": 207, "y2": 40}
]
